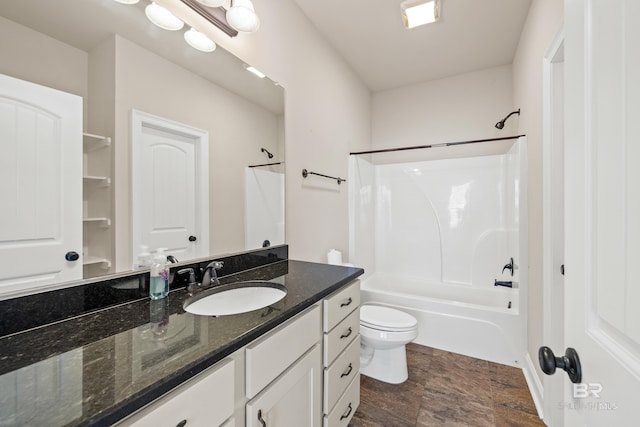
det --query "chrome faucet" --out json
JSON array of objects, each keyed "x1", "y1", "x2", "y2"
[
  {"x1": 175, "y1": 268, "x2": 198, "y2": 293},
  {"x1": 202, "y1": 260, "x2": 224, "y2": 287}
]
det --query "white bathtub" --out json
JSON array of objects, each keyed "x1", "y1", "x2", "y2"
[{"x1": 360, "y1": 273, "x2": 525, "y2": 367}]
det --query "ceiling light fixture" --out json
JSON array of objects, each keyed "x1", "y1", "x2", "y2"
[
  {"x1": 184, "y1": 27, "x2": 217, "y2": 52},
  {"x1": 226, "y1": 0, "x2": 260, "y2": 33},
  {"x1": 400, "y1": 0, "x2": 440, "y2": 29},
  {"x1": 244, "y1": 64, "x2": 265, "y2": 78},
  {"x1": 145, "y1": 2, "x2": 185, "y2": 31}
]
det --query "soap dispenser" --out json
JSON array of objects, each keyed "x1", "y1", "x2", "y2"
[
  {"x1": 149, "y1": 248, "x2": 169, "y2": 300},
  {"x1": 136, "y1": 245, "x2": 152, "y2": 270}
]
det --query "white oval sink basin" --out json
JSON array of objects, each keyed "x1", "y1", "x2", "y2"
[{"x1": 184, "y1": 281, "x2": 287, "y2": 316}]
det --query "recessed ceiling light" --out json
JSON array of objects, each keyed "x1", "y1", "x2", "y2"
[
  {"x1": 184, "y1": 28, "x2": 217, "y2": 52},
  {"x1": 145, "y1": 2, "x2": 185, "y2": 31},
  {"x1": 401, "y1": 0, "x2": 440, "y2": 29},
  {"x1": 244, "y1": 64, "x2": 265, "y2": 78}
]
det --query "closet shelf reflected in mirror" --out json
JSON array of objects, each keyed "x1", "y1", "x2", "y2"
[{"x1": 83, "y1": 131, "x2": 114, "y2": 279}]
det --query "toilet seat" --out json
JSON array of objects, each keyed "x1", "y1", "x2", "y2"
[{"x1": 360, "y1": 305, "x2": 417, "y2": 332}]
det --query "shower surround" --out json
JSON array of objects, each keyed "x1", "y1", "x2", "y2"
[{"x1": 349, "y1": 137, "x2": 527, "y2": 366}]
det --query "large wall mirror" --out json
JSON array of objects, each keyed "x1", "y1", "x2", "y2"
[{"x1": 0, "y1": 0, "x2": 284, "y2": 294}]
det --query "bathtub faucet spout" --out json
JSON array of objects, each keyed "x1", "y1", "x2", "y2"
[{"x1": 495, "y1": 280, "x2": 513, "y2": 288}]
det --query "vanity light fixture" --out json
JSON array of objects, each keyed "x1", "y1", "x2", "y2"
[
  {"x1": 195, "y1": 0, "x2": 227, "y2": 6},
  {"x1": 400, "y1": 0, "x2": 440, "y2": 29},
  {"x1": 145, "y1": 1, "x2": 185, "y2": 31},
  {"x1": 226, "y1": 0, "x2": 260, "y2": 33},
  {"x1": 244, "y1": 64, "x2": 265, "y2": 78},
  {"x1": 184, "y1": 27, "x2": 217, "y2": 52}
]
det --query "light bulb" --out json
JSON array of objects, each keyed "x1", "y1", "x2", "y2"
[
  {"x1": 145, "y1": 2, "x2": 185, "y2": 31},
  {"x1": 184, "y1": 28, "x2": 217, "y2": 52},
  {"x1": 226, "y1": 0, "x2": 260, "y2": 33}
]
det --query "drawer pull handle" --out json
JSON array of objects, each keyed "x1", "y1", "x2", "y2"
[
  {"x1": 176, "y1": 420, "x2": 187, "y2": 427},
  {"x1": 341, "y1": 363, "x2": 353, "y2": 378},
  {"x1": 340, "y1": 327, "x2": 353, "y2": 339},
  {"x1": 258, "y1": 409, "x2": 267, "y2": 427},
  {"x1": 340, "y1": 403, "x2": 353, "y2": 420},
  {"x1": 340, "y1": 297, "x2": 353, "y2": 307}
]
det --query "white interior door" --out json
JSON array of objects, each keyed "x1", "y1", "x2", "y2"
[
  {"x1": 542, "y1": 30, "x2": 566, "y2": 426},
  {"x1": 131, "y1": 110, "x2": 209, "y2": 265},
  {"x1": 0, "y1": 73, "x2": 82, "y2": 295},
  {"x1": 562, "y1": 0, "x2": 640, "y2": 424}
]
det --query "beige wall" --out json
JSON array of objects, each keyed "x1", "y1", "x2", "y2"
[
  {"x1": 512, "y1": 0, "x2": 563, "y2": 384},
  {"x1": 0, "y1": 16, "x2": 88, "y2": 124},
  {"x1": 372, "y1": 65, "x2": 515, "y2": 149},
  {"x1": 164, "y1": 0, "x2": 373, "y2": 263}
]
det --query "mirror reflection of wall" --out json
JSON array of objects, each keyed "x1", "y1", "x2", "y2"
[{"x1": 0, "y1": 0, "x2": 284, "y2": 296}]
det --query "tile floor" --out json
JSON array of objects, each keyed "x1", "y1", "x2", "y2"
[{"x1": 350, "y1": 343, "x2": 546, "y2": 427}]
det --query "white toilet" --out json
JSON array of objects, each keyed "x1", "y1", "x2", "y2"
[{"x1": 359, "y1": 304, "x2": 418, "y2": 384}]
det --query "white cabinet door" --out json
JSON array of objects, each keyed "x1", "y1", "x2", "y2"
[
  {"x1": 131, "y1": 110, "x2": 209, "y2": 265},
  {"x1": 0, "y1": 73, "x2": 82, "y2": 294},
  {"x1": 246, "y1": 345, "x2": 322, "y2": 427},
  {"x1": 563, "y1": 0, "x2": 640, "y2": 424}
]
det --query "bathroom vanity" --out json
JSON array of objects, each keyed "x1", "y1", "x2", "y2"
[{"x1": 0, "y1": 247, "x2": 363, "y2": 426}]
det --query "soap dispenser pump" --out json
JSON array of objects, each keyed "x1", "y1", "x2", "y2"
[{"x1": 150, "y1": 248, "x2": 169, "y2": 300}]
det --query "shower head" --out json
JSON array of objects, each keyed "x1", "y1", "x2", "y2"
[
  {"x1": 261, "y1": 147, "x2": 274, "y2": 159},
  {"x1": 495, "y1": 109, "x2": 520, "y2": 129}
]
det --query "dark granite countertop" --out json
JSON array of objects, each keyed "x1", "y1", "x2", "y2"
[{"x1": 0, "y1": 259, "x2": 363, "y2": 426}]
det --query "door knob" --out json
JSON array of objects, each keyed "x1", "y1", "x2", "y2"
[
  {"x1": 538, "y1": 346, "x2": 582, "y2": 383},
  {"x1": 65, "y1": 251, "x2": 80, "y2": 262},
  {"x1": 188, "y1": 235, "x2": 197, "y2": 242}
]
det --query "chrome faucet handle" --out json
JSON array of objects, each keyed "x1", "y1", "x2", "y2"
[
  {"x1": 202, "y1": 260, "x2": 224, "y2": 286},
  {"x1": 207, "y1": 260, "x2": 224, "y2": 270}
]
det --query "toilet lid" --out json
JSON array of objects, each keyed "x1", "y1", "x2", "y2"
[{"x1": 360, "y1": 305, "x2": 417, "y2": 332}]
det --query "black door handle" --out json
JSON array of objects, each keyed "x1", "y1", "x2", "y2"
[
  {"x1": 188, "y1": 235, "x2": 197, "y2": 242},
  {"x1": 538, "y1": 346, "x2": 582, "y2": 383},
  {"x1": 65, "y1": 251, "x2": 80, "y2": 262}
]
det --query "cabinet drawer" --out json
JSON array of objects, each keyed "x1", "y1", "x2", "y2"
[
  {"x1": 323, "y1": 280, "x2": 360, "y2": 332},
  {"x1": 323, "y1": 374, "x2": 360, "y2": 427},
  {"x1": 324, "y1": 308, "x2": 360, "y2": 365},
  {"x1": 324, "y1": 336, "x2": 360, "y2": 414},
  {"x1": 124, "y1": 358, "x2": 234, "y2": 427},
  {"x1": 246, "y1": 304, "x2": 321, "y2": 398}
]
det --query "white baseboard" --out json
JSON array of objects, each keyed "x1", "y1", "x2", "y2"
[{"x1": 522, "y1": 352, "x2": 545, "y2": 421}]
